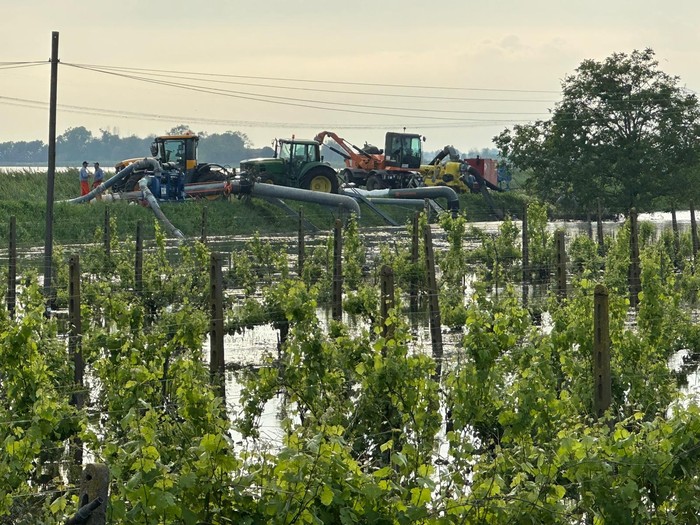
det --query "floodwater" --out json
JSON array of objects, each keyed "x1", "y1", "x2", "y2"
[{"x1": 213, "y1": 212, "x2": 700, "y2": 444}]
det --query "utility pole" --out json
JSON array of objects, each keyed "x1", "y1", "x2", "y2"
[{"x1": 43, "y1": 31, "x2": 59, "y2": 309}]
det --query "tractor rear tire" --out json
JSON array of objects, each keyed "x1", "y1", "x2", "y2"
[
  {"x1": 301, "y1": 169, "x2": 339, "y2": 193},
  {"x1": 365, "y1": 174, "x2": 385, "y2": 191}
]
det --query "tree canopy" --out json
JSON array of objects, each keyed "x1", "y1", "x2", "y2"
[{"x1": 495, "y1": 49, "x2": 700, "y2": 214}]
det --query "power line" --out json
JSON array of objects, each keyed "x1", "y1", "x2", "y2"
[
  {"x1": 67, "y1": 63, "x2": 558, "y2": 104},
  {"x1": 69, "y1": 62, "x2": 561, "y2": 94},
  {"x1": 62, "y1": 63, "x2": 551, "y2": 120},
  {"x1": 0, "y1": 95, "x2": 521, "y2": 130}
]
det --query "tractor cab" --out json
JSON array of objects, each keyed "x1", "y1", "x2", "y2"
[
  {"x1": 277, "y1": 138, "x2": 322, "y2": 178},
  {"x1": 151, "y1": 132, "x2": 199, "y2": 175},
  {"x1": 384, "y1": 132, "x2": 423, "y2": 170}
]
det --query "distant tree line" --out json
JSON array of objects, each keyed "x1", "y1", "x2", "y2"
[{"x1": 0, "y1": 125, "x2": 275, "y2": 167}]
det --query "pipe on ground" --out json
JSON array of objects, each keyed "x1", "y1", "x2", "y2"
[
  {"x1": 138, "y1": 178, "x2": 184, "y2": 239},
  {"x1": 248, "y1": 182, "x2": 361, "y2": 217},
  {"x1": 342, "y1": 185, "x2": 460, "y2": 216}
]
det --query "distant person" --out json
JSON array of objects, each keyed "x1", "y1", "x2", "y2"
[
  {"x1": 92, "y1": 162, "x2": 104, "y2": 189},
  {"x1": 79, "y1": 161, "x2": 91, "y2": 196}
]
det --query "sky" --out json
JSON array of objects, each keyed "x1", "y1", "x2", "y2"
[{"x1": 1, "y1": 0, "x2": 698, "y2": 154}]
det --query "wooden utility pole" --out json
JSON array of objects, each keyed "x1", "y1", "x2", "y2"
[{"x1": 43, "y1": 31, "x2": 59, "y2": 309}]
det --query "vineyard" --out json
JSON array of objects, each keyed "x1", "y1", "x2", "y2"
[{"x1": 2, "y1": 202, "x2": 700, "y2": 524}]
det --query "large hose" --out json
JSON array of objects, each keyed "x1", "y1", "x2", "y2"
[
  {"x1": 248, "y1": 182, "x2": 361, "y2": 217},
  {"x1": 342, "y1": 185, "x2": 459, "y2": 217},
  {"x1": 64, "y1": 158, "x2": 162, "y2": 204},
  {"x1": 138, "y1": 178, "x2": 184, "y2": 239}
]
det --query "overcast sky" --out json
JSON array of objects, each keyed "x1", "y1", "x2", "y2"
[{"x1": 1, "y1": 0, "x2": 698, "y2": 153}]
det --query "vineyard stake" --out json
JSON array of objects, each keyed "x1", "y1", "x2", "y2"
[
  {"x1": 7, "y1": 216, "x2": 16, "y2": 318},
  {"x1": 69, "y1": 254, "x2": 84, "y2": 478},
  {"x1": 629, "y1": 209, "x2": 641, "y2": 309},
  {"x1": 298, "y1": 209, "x2": 305, "y2": 276},
  {"x1": 423, "y1": 222, "x2": 443, "y2": 380},
  {"x1": 380, "y1": 265, "x2": 395, "y2": 341},
  {"x1": 135, "y1": 221, "x2": 143, "y2": 294},
  {"x1": 103, "y1": 208, "x2": 111, "y2": 260},
  {"x1": 410, "y1": 212, "x2": 420, "y2": 315},
  {"x1": 209, "y1": 252, "x2": 225, "y2": 400},
  {"x1": 593, "y1": 284, "x2": 612, "y2": 419},
  {"x1": 332, "y1": 219, "x2": 343, "y2": 321},
  {"x1": 555, "y1": 230, "x2": 567, "y2": 300}
]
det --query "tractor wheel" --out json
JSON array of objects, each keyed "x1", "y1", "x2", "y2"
[
  {"x1": 300, "y1": 169, "x2": 339, "y2": 193},
  {"x1": 365, "y1": 174, "x2": 385, "y2": 191}
]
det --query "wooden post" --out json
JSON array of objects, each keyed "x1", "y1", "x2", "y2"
[
  {"x1": 380, "y1": 265, "x2": 395, "y2": 341},
  {"x1": 521, "y1": 203, "x2": 529, "y2": 284},
  {"x1": 593, "y1": 285, "x2": 612, "y2": 419},
  {"x1": 410, "y1": 212, "x2": 420, "y2": 314},
  {"x1": 629, "y1": 209, "x2": 641, "y2": 309},
  {"x1": 521, "y1": 204, "x2": 529, "y2": 308},
  {"x1": 332, "y1": 219, "x2": 343, "y2": 321},
  {"x1": 691, "y1": 201, "x2": 699, "y2": 260},
  {"x1": 423, "y1": 222, "x2": 443, "y2": 380},
  {"x1": 209, "y1": 253, "x2": 225, "y2": 399},
  {"x1": 201, "y1": 205, "x2": 208, "y2": 244},
  {"x1": 597, "y1": 199, "x2": 605, "y2": 256},
  {"x1": 671, "y1": 206, "x2": 680, "y2": 261},
  {"x1": 7, "y1": 216, "x2": 16, "y2": 317},
  {"x1": 103, "y1": 208, "x2": 110, "y2": 259},
  {"x1": 135, "y1": 221, "x2": 143, "y2": 294},
  {"x1": 298, "y1": 209, "x2": 305, "y2": 277},
  {"x1": 586, "y1": 211, "x2": 593, "y2": 239},
  {"x1": 69, "y1": 464, "x2": 109, "y2": 525},
  {"x1": 555, "y1": 230, "x2": 567, "y2": 300},
  {"x1": 68, "y1": 255, "x2": 84, "y2": 476}
]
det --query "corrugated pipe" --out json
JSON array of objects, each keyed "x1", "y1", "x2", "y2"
[{"x1": 138, "y1": 177, "x2": 184, "y2": 239}]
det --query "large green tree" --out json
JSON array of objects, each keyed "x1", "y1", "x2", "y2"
[{"x1": 495, "y1": 49, "x2": 700, "y2": 213}]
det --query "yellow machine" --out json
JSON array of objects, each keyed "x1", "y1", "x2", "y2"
[{"x1": 420, "y1": 146, "x2": 501, "y2": 194}]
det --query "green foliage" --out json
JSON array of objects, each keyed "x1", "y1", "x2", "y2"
[
  {"x1": 5, "y1": 206, "x2": 700, "y2": 524},
  {"x1": 495, "y1": 48, "x2": 700, "y2": 215}
]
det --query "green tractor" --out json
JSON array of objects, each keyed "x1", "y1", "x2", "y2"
[{"x1": 239, "y1": 138, "x2": 340, "y2": 193}]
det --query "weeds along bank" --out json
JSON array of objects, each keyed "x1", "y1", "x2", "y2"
[{"x1": 2, "y1": 206, "x2": 700, "y2": 524}]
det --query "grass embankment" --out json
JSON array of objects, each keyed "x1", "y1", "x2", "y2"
[{"x1": 0, "y1": 168, "x2": 525, "y2": 247}]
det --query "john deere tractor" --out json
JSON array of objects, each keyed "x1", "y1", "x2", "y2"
[{"x1": 239, "y1": 137, "x2": 340, "y2": 193}]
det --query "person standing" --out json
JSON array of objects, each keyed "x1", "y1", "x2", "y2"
[
  {"x1": 79, "y1": 161, "x2": 91, "y2": 196},
  {"x1": 92, "y1": 162, "x2": 104, "y2": 189}
]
